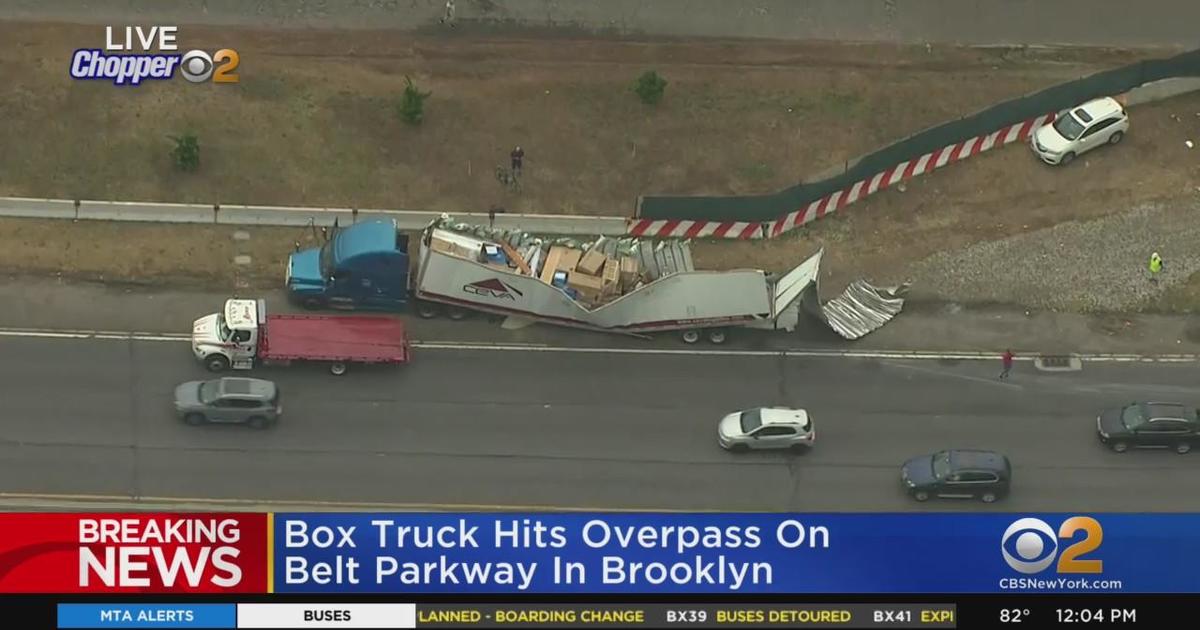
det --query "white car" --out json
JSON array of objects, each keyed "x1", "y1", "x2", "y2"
[
  {"x1": 1031, "y1": 96, "x2": 1128, "y2": 166},
  {"x1": 717, "y1": 407, "x2": 815, "y2": 452}
]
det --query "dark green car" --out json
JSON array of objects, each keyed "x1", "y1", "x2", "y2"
[
  {"x1": 901, "y1": 449, "x2": 1012, "y2": 503},
  {"x1": 1097, "y1": 402, "x2": 1200, "y2": 454}
]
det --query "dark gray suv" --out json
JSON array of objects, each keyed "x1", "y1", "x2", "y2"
[{"x1": 174, "y1": 377, "x2": 281, "y2": 429}]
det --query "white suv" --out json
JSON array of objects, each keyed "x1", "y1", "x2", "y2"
[
  {"x1": 717, "y1": 407, "x2": 815, "y2": 452},
  {"x1": 1031, "y1": 96, "x2": 1129, "y2": 165}
]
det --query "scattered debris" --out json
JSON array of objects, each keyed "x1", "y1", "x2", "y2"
[{"x1": 428, "y1": 215, "x2": 909, "y2": 339}]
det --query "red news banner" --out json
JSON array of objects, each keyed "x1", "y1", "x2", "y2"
[{"x1": 0, "y1": 513, "x2": 269, "y2": 593}]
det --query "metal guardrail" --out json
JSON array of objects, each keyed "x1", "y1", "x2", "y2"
[{"x1": 0, "y1": 197, "x2": 630, "y2": 236}]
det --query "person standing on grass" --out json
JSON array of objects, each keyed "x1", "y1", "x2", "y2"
[
  {"x1": 510, "y1": 146, "x2": 525, "y2": 178},
  {"x1": 999, "y1": 349, "x2": 1014, "y2": 380},
  {"x1": 440, "y1": 0, "x2": 456, "y2": 27},
  {"x1": 1149, "y1": 252, "x2": 1164, "y2": 284}
]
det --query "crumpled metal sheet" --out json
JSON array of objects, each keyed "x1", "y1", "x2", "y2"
[{"x1": 817, "y1": 279, "x2": 910, "y2": 340}]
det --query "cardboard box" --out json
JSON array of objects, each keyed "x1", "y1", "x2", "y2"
[
  {"x1": 576, "y1": 250, "x2": 607, "y2": 275},
  {"x1": 557, "y1": 248, "x2": 583, "y2": 273},
  {"x1": 429, "y1": 235, "x2": 482, "y2": 261},
  {"x1": 601, "y1": 258, "x2": 621, "y2": 296},
  {"x1": 619, "y1": 256, "x2": 640, "y2": 288},
  {"x1": 567, "y1": 271, "x2": 604, "y2": 299},
  {"x1": 540, "y1": 246, "x2": 567, "y2": 283}
]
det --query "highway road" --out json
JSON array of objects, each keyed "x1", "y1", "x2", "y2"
[{"x1": 2, "y1": 335, "x2": 1199, "y2": 512}]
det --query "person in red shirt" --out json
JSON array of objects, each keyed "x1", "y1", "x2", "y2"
[
  {"x1": 510, "y1": 146, "x2": 525, "y2": 177},
  {"x1": 999, "y1": 349, "x2": 1014, "y2": 380}
]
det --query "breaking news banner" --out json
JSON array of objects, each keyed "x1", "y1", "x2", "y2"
[{"x1": 0, "y1": 513, "x2": 1194, "y2": 628}]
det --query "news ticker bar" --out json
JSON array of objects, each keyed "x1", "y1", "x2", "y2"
[{"x1": 57, "y1": 603, "x2": 955, "y2": 629}]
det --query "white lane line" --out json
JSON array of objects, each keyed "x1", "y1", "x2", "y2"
[
  {"x1": 0, "y1": 491, "x2": 708, "y2": 513},
  {"x1": 885, "y1": 361, "x2": 1024, "y2": 389},
  {"x1": 0, "y1": 326, "x2": 1197, "y2": 362}
]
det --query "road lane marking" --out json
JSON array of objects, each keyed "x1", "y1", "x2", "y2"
[
  {"x1": 885, "y1": 361, "x2": 1025, "y2": 389},
  {"x1": 0, "y1": 326, "x2": 1197, "y2": 362},
  {"x1": 0, "y1": 491, "x2": 714, "y2": 513}
]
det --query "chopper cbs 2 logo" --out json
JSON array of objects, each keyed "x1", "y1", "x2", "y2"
[
  {"x1": 1001, "y1": 516, "x2": 1104, "y2": 574},
  {"x1": 69, "y1": 26, "x2": 240, "y2": 86}
]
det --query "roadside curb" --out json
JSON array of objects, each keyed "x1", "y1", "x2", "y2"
[{"x1": 0, "y1": 326, "x2": 1195, "y2": 363}]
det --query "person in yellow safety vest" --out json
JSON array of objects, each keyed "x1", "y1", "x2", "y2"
[{"x1": 1149, "y1": 252, "x2": 1164, "y2": 283}]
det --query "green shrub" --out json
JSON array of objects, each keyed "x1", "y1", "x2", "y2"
[
  {"x1": 398, "y1": 76, "x2": 432, "y2": 125},
  {"x1": 169, "y1": 133, "x2": 200, "y2": 171},
  {"x1": 633, "y1": 70, "x2": 668, "y2": 105}
]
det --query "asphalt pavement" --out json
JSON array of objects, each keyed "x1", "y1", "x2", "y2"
[
  {"x1": 3, "y1": 335, "x2": 1199, "y2": 511},
  {"x1": 2, "y1": 279, "x2": 1200, "y2": 356}
]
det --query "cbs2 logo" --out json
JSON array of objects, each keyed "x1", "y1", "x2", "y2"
[
  {"x1": 179, "y1": 49, "x2": 240, "y2": 83},
  {"x1": 1001, "y1": 516, "x2": 1103, "y2": 574}
]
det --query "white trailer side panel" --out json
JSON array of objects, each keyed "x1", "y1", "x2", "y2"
[{"x1": 415, "y1": 241, "x2": 771, "y2": 332}]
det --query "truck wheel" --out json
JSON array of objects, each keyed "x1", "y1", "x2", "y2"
[
  {"x1": 416, "y1": 302, "x2": 440, "y2": 319},
  {"x1": 204, "y1": 355, "x2": 230, "y2": 372},
  {"x1": 681, "y1": 329, "x2": 701, "y2": 344},
  {"x1": 183, "y1": 413, "x2": 206, "y2": 426},
  {"x1": 1176, "y1": 442, "x2": 1192, "y2": 454},
  {"x1": 707, "y1": 329, "x2": 728, "y2": 344},
  {"x1": 329, "y1": 362, "x2": 348, "y2": 376},
  {"x1": 446, "y1": 306, "x2": 469, "y2": 321}
]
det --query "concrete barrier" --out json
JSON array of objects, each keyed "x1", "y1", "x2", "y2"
[
  {"x1": 0, "y1": 197, "x2": 77, "y2": 219},
  {"x1": 76, "y1": 200, "x2": 216, "y2": 223},
  {"x1": 356, "y1": 209, "x2": 628, "y2": 236},
  {"x1": 216, "y1": 204, "x2": 354, "y2": 227},
  {"x1": 1122, "y1": 77, "x2": 1200, "y2": 107}
]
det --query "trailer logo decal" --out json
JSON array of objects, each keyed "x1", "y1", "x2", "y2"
[{"x1": 463, "y1": 278, "x2": 524, "y2": 301}]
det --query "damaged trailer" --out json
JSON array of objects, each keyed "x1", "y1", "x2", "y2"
[{"x1": 413, "y1": 222, "x2": 814, "y2": 344}]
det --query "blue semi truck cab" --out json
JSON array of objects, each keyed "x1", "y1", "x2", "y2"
[{"x1": 286, "y1": 219, "x2": 411, "y2": 310}]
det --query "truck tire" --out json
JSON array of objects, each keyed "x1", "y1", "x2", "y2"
[
  {"x1": 204, "y1": 355, "x2": 230, "y2": 372},
  {"x1": 707, "y1": 328, "x2": 728, "y2": 344},
  {"x1": 329, "y1": 362, "x2": 348, "y2": 376},
  {"x1": 681, "y1": 329, "x2": 701, "y2": 344},
  {"x1": 416, "y1": 302, "x2": 441, "y2": 319},
  {"x1": 446, "y1": 306, "x2": 469, "y2": 321}
]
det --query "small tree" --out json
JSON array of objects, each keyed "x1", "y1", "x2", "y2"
[
  {"x1": 633, "y1": 70, "x2": 667, "y2": 105},
  {"x1": 397, "y1": 76, "x2": 432, "y2": 125},
  {"x1": 169, "y1": 133, "x2": 200, "y2": 171}
]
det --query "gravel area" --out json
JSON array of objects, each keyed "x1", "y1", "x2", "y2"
[{"x1": 906, "y1": 198, "x2": 1200, "y2": 312}]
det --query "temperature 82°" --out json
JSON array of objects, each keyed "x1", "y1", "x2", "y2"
[{"x1": 1000, "y1": 608, "x2": 1032, "y2": 623}]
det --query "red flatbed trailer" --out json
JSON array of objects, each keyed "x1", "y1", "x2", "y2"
[{"x1": 258, "y1": 313, "x2": 410, "y2": 375}]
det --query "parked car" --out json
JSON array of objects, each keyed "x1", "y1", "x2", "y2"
[
  {"x1": 1097, "y1": 401, "x2": 1200, "y2": 454},
  {"x1": 717, "y1": 407, "x2": 814, "y2": 452},
  {"x1": 1031, "y1": 96, "x2": 1129, "y2": 165},
  {"x1": 173, "y1": 377, "x2": 281, "y2": 429},
  {"x1": 901, "y1": 449, "x2": 1011, "y2": 503}
]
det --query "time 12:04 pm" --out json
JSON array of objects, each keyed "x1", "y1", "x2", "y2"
[{"x1": 1056, "y1": 608, "x2": 1137, "y2": 623}]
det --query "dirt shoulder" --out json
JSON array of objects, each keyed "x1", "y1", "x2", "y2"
[
  {"x1": 0, "y1": 22, "x2": 1147, "y2": 214},
  {"x1": 1, "y1": 22, "x2": 1197, "y2": 314}
]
